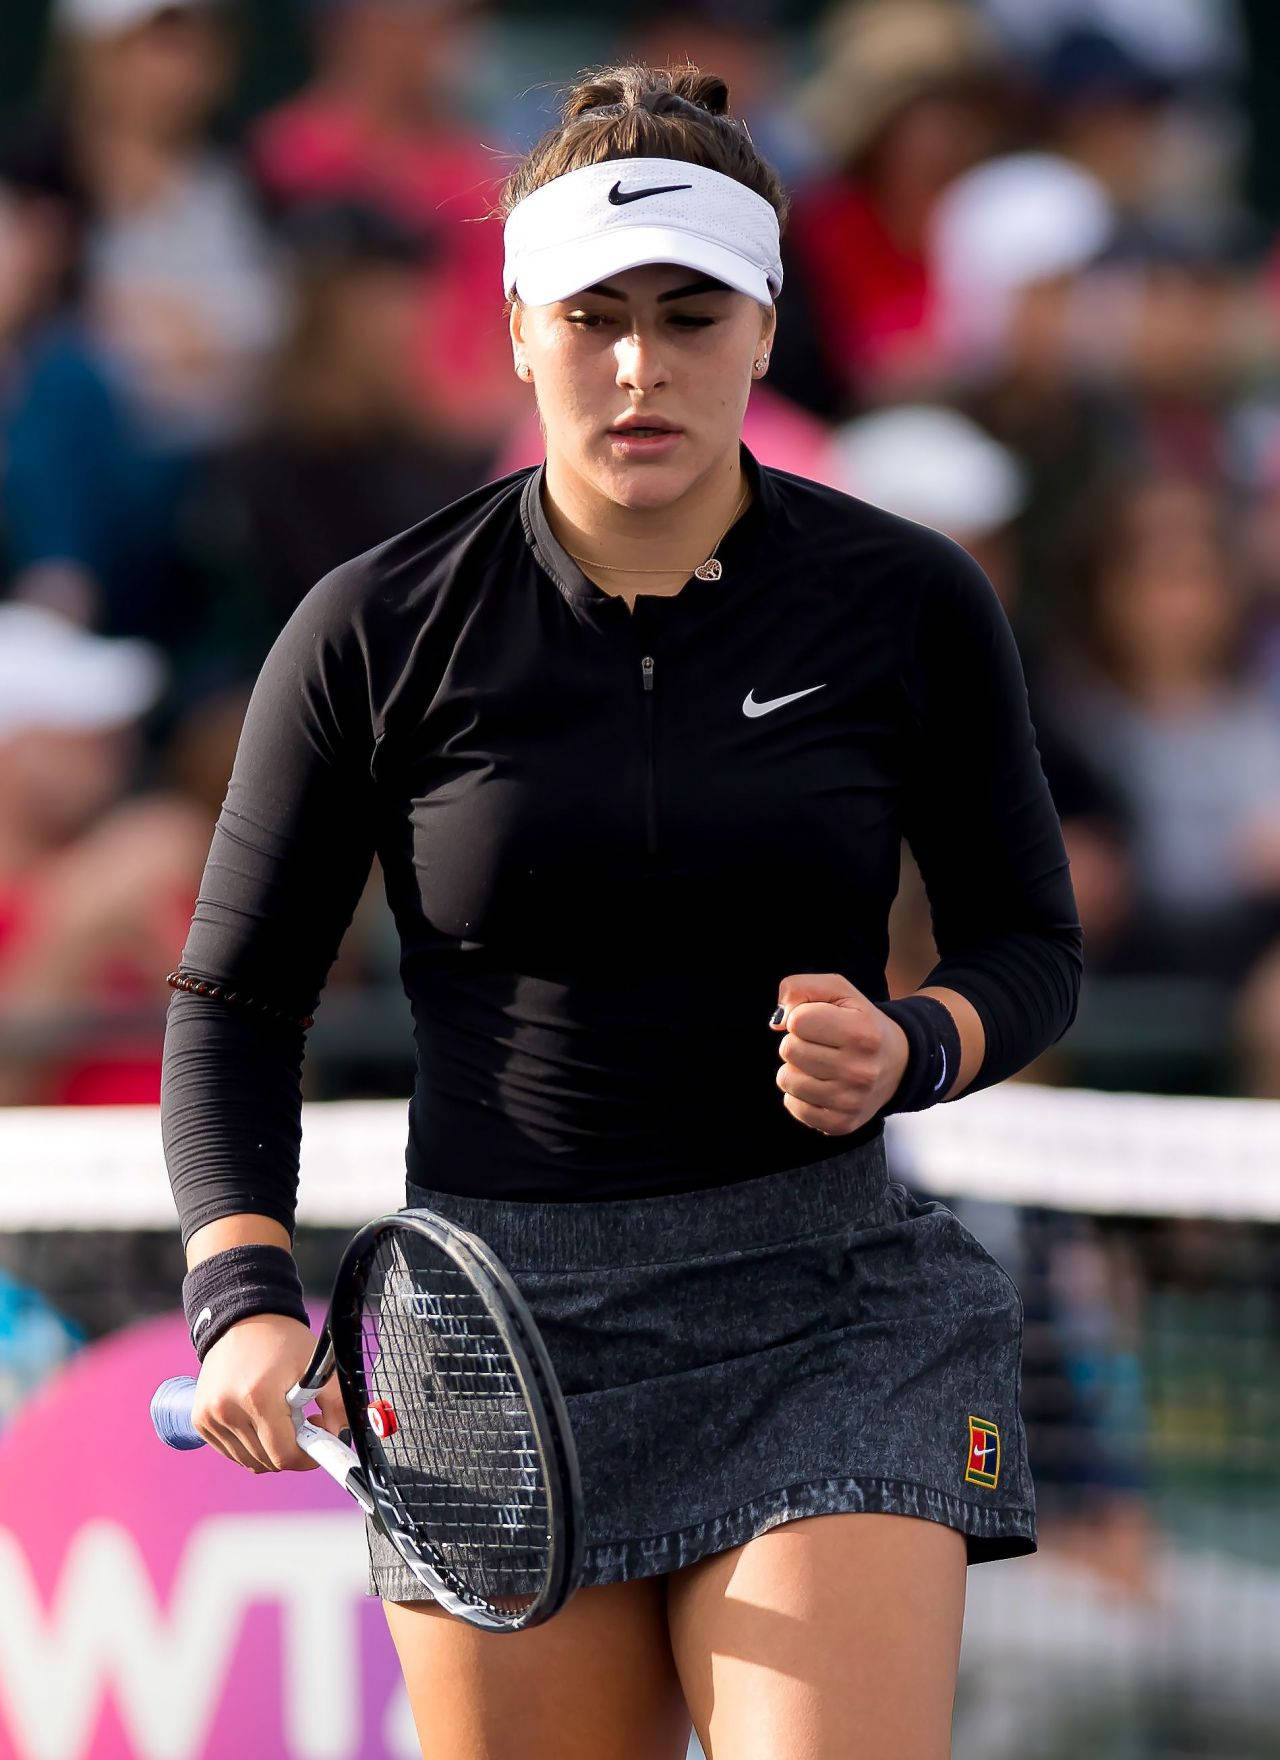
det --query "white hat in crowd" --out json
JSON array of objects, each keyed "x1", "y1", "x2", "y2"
[
  {"x1": 824, "y1": 404, "x2": 1026, "y2": 539},
  {"x1": 928, "y1": 151, "x2": 1115, "y2": 369},
  {"x1": 56, "y1": 0, "x2": 216, "y2": 37},
  {"x1": 0, "y1": 603, "x2": 165, "y2": 741}
]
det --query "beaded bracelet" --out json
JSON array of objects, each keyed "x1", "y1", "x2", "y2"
[{"x1": 165, "y1": 970, "x2": 314, "y2": 1031}]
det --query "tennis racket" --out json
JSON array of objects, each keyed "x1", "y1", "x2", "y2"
[{"x1": 150, "y1": 1207, "x2": 584, "y2": 1632}]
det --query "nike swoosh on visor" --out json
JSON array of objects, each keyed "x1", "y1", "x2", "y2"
[{"x1": 607, "y1": 181, "x2": 694, "y2": 205}]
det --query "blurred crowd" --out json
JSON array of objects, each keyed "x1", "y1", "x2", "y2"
[
  {"x1": 3, "y1": 0, "x2": 1280, "y2": 1636},
  {"x1": 3, "y1": 0, "x2": 1280, "y2": 1111}
]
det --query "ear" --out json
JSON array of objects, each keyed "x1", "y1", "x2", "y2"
[
  {"x1": 752, "y1": 305, "x2": 777, "y2": 378},
  {"x1": 509, "y1": 299, "x2": 536, "y2": 381}
]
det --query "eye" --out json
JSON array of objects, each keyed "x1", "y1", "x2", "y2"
[
  {"x1": 669, "y1": 315, "x2": 717, "y2": 328},
  {"x1": 565, "y1": 313, "x2": 610, "y2": 328}
]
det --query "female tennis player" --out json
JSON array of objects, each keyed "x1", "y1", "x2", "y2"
[{"x1": 162, "y1": 62, "x2": 1082, "y2": 1760}]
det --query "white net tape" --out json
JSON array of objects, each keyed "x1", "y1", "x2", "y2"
[{"x1": 2, "y1": 1081, "x2": 1277, "y2": 1228}]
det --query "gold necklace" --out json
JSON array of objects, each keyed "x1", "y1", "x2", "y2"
[{"x1": 564, "y1": 486, "x2": 750, "y2": 583}]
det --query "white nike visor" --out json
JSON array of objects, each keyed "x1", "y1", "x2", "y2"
[{"x1": 503, "y1": 157, "x2": 783, "y2": 308}]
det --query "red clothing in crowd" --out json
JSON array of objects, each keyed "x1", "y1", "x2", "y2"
[
  {"x1": 787, "y1": 179, "x2": 934, "y2": 398},
  {"x1": 0, "y1": 873, "x2": 192, "y2": 1105},
  {"x1": 251, "y1": 95, "x2": 517, "y2": 442}
]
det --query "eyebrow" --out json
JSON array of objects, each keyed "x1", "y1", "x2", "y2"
[{"x1": 577, "y1": 277, "x2": 731, "y2": 303}]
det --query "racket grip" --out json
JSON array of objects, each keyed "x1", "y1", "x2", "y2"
[{"x1": 151, "y1": 1375, "x2": 206, "y2": 1450}]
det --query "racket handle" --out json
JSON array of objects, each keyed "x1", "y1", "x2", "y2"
[{"x1": 151, "y1": 1375, "x2": 206, "y2": 1450}]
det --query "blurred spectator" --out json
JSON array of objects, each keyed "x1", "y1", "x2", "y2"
[
  {"x1": 626, "y1": 0, "x2": 819, "y2": 185},
  {"x1": 1233, "y1": 402, "x2": 1280, "y2": 715},
  {"x1": 777, "y1": 0, "x2": 1008, "y2": 413},
  {"x1": 0, "y1": 126, "x2": 89, "y2": 593},
  {"x1": 192, "y1": 196, "x2": 495, "y2": 681},
  {"x1": 925, "y1": 149, "x2": 1144, "y2": 644},
  {"x1": 0, "y1": 1270, "x2": 83, "y2": 1428},
  {"x1": 1042, "y1": 471, "x2": 1280, "y2": 1088},
  {"x1": 250, "y1": 0, "x2": 518, "y2": 448},
  {"x1": 823, "y1": 400, "x2": 1025, "y2": 589},
  {"x1": 824, "y1": 402, "x2": 1134, "y2": 996},
  {"x1": 975, "y1": 0, "x2": 1244, "y2": 87},
  {"x1": 0, "y1": 604, "x2": 208, "y2": 1104},
  {"x1": 925, "y1": 139, "x2": 1268, "y2": 417},
  {"x1": 1028, "y1": 23, "x2": 1273, "y2": 427},
  {"x1": 0, "y1": 127, "x2": 85, "y2": 366},
  {"x1": 927, "y1": 149, "x2": 1115, "y2": 386},
  {"x1": 1035, "y1": 25, "x2": 1195, "y2": 231},
  {"x1": 2, "y1": 0, "x2": 283, "y2": 647},
  {"x1": 56, "y1": 0, "x2": 283, "y2": 439}
]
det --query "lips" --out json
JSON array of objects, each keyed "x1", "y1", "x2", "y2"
[{"x1": 608, "y1": 418, "x2": 683, "y2": 437}]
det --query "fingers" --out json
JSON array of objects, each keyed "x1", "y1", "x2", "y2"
[
  {"x1": 775, "y1": 1056, "x2": 864, "y2": 1105},
  {"x1": 779, "y1": 1090, "x2": 857, "y2": 1135},
  {"x1": 189, "y1": 1315, "x2": 334, "y2": 1475},
  {"x1": 313, "y1": 1379, "x2": 348, "y2": 1439},
  {"x1": 776, "y1": 1031, "x2": 849, "y2": 1079},
  {"x1": 195, "y1": 1391, "x2": 319, "y2": 1474},
  {"x1": 294, "y1": 1381, "x2": 347, "y2": 1442},
  {"x1": 776, "y1": 1017, "x2": 882, "y2": 1085},
  {"x1": 249, "y1": 1390, "x2": 320, "y2": 1472},
  {"x1": 775, "y1": 1025, "x2": 883, "y2": 1135},
  {"x1": 775, "y1": 973, "x2": 861, "y2": 1018},
  {"x1": 781, "y1": 1000, "x2": 872, "y2": 1049},
  {"x1": 199, "y1": 1413, "x2": 272, "y2": 1474}
]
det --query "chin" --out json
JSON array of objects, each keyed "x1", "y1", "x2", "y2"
[{"x1": 590, "y1": 452, "x2": 707, "y2": 512}]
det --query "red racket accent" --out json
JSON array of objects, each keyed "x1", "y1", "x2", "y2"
[{"x1": 367, "y1": 1399, "x2": 398, "y2": 1439}]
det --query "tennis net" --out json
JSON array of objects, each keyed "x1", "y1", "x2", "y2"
[{"x1": 0, "y1": 1083, "x2": 1277, "y2": 1760}]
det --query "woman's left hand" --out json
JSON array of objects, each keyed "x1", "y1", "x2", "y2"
[{"x1": 771, "y1": 973, "x2": 910, "y2": 1135}]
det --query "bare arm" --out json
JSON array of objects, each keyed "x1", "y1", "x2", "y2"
[{"x1": 186, "y1": 1212, "x2": 292, "y2": 1270}]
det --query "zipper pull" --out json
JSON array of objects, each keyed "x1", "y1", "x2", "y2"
[{"x1": 641, "y1": 655, "x2": 655, "y2": 691}]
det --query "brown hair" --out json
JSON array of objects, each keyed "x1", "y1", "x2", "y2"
[{"x1": 499, "y1": 61, "x2": 789, "y2": 243}]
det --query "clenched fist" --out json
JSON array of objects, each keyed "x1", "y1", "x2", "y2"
[{"x1": 770, "y1": 973, "x2": 911, "y2": 1136}]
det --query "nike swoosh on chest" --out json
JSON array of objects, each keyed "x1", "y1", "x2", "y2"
[{"x1": 741, "y1": 684, "x2": 828, "y2": 718}]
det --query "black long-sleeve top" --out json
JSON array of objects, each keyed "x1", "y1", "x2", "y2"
[{"x1": 162, "y1": 446, "x2": 1083, "y2": 1247}]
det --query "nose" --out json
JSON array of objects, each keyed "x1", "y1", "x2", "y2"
[{"x1": 614, "y1": 328, "x2": 669, "y2": 394}]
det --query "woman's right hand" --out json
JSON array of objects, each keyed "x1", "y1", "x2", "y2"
[{"x1": 191, "y1": 1313, "x2": 348, "y2": 1473}]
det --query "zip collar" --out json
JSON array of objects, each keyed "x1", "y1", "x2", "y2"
[{"x1": 519, "y1": 442, "x2": 781, "y2": 616}]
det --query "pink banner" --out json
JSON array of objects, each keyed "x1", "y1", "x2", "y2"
[{"x1": 0, "y1": 1311, "x2": 419, "y2": 1760}]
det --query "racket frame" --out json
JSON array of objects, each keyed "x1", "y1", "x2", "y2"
[{"x1": 310, "y1": 1207, "x2": 583, "y2": 1631}]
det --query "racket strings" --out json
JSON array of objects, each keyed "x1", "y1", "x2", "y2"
[{"x1": 358, "y1": 1236, "x2": 553, "y2": 1609}]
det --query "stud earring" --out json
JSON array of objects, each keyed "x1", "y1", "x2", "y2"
[{"x1": 517, "y1": 361, "x2": 532, "y2": 381}]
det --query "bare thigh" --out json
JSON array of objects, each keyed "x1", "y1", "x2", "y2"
[
  {"x1": 382, "y1": 1578, "x2": 692, "y2": 1760},
  {"x1": 666, "y1": 1512, "x2": 968, "y2": 1760}
]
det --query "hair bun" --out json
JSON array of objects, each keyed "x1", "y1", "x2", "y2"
[
  {"x1": 503, "y1": 59, "x2": 786, "y2": 239},
  {"x1": 664, "y1": 70, "x2": 731, "y2": 117},
  {"x1": 562, "y1": 79, "x2": 628, "y2": 123},
  {"x1": 561, "y1": 64, "x2": 732, "y2": 126}
]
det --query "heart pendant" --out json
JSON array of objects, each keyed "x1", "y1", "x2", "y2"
[{"x1": 693, "y1": 558, "x2": 723, "y2": 582}]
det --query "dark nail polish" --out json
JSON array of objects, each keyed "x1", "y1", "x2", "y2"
[{"x1": 769, "y1": 1005, "x2": 785, "y2": 1027}]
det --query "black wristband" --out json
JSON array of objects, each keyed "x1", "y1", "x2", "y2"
[
  {"x1": 877, "y1": 996, "x2": 962, "y2": 1114},
  {"x1": 182, "y1": 1244, "x2": 308, "y2": 1362}
]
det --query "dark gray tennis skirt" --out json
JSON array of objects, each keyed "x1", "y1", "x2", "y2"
[{"x1": 364, "y1": 1133, "x2": 1036, "y2": 1600}]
